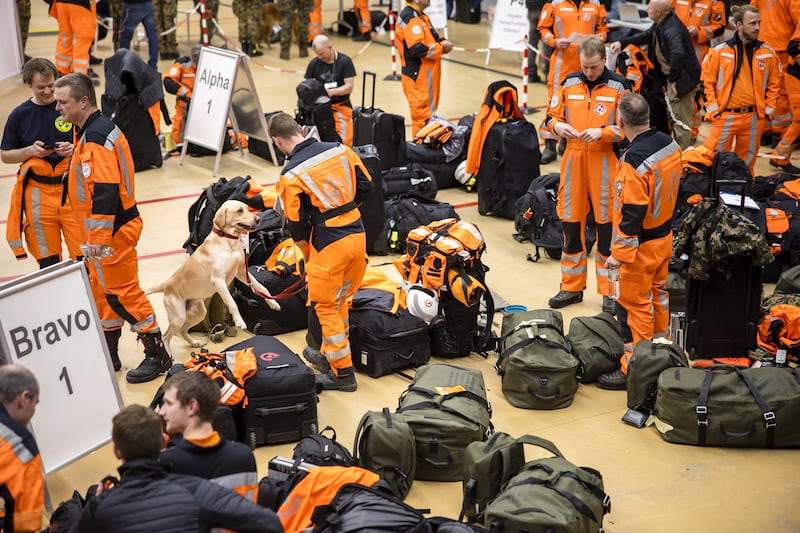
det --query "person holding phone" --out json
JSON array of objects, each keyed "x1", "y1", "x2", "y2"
[{"x1": 1, "y1": 58, "x2": 82, "y2": 269}]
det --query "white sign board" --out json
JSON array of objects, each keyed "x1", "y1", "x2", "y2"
[
  {"x1": 488, "y1": 0, "x2": 529, "y2": 52},
  {"x1": 0, "y1": 261, "x2": 123, "y2": 475}
]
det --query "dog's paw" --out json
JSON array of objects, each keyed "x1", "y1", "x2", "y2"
[
  {"x1": 266, "y1": 299, "x2": 281, "y2": 311},
  {"x1": 234, "y1": 319, "x2": 248, "y2": 330},
  {"x1": 190, "y1": 339, "x2": 204, "y2": 348}
]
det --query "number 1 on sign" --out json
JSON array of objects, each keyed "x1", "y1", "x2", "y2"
[
  {"x1": 59, "y1": 366, "x2": 74, "y2": 395},
  {"x1": 207, "y1": 100, "x2": 212, "y2": 114}
]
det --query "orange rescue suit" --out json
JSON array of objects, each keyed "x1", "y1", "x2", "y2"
[
  {"x1": 52, "y1": 0, "x2": 96, "y2": 75},
  {"x1": 545, "y1": 68, "x2": 629, "y2": 295},
  {"x1": 672, "y1": 0, "x2": 726, "y2": 63},
  {"x1": 611, "y1": 129, "x2": 682, "y2": 373},
  {"x1": 66, "y1": 110, "x2": 161, "y2": 334},
  {"x1": 0, "y1": 403, "x2": 44, "y2": 533},
  {"x1": 163, "y1": 57, "x2": 197, "y2": 147},
  {"x1": 397, "y1": 2, "x2": 446, "y2": 136}
]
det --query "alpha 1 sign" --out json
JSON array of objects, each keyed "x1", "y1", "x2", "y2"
[{"x1": 0, "y1": 261, "x2": 123, "y2": 475}]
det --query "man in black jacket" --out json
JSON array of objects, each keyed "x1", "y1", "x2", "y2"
[
  {"x1": 611, "y1": 0, "x2": 701, "y2": 149},
  {"x1": 75, "y1": 405, "x2": 282, "y2": 533}
]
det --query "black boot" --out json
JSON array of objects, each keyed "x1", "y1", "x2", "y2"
[
  {"x1": 241, "y1": 40, "x2": 251, "y2": 56},
  {"x1": 541, "y1": 139, "x2": 557, "y2": 164},
  {"x1": 303, "y1": 346, "x2": 330, "y2": 373},
  {"x1": 104, "y1": 329, "x2": 122, "y2": 371},
  {"x1": 126, "y1": 331, "x2": 173, "y2": 384},
  {"x1": 315, "y1": 366, "x2": 357, "y2": 392}
]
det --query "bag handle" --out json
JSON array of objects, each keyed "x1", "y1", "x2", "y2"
[
  {"x1": 515, "y1": 434, "x2": 565, "y2": 459},
  {"x1": 352, "y1": 411, "x2": 372, "y2": 463},
  {"x1": 734, "y1": 368, "x2": 777, "y2": 448}
]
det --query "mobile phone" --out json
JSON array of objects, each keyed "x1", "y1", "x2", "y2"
[{"x1": 42, "y1": 144, "x2": 54, "y2": 150}]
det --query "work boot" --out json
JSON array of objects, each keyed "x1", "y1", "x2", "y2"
[
  {"x1": 90, "y1": 54, "x2": 102, "y2": 65},
  {"x1": 548, "y1": 290, "x2": 583, "y2": 309},
  {"x1": 303, "y1": 346, "x2": 331, "y2": 373},
  {"x1": 87, "y1": 69, "x2": 101, "y2": 87},
  {"x1": 528, "y1": 71, "x2": 542, "y2": 84},
  {"x1": 240, "y1": 40, "x2": 251, "y2": 56},
  {"x1": 126, "y1": 331, "x2": 173, "y2": 384},
  {"x1": 541, "y1": 139, "x2": 557, "y2": 164},
  {"x1": 770, "y1": 160, "x2": 800, "y2": 176},
  {"x1": 298, "y1": 46, "x2": 308, "y2": 58},
  {"x1": 315, "y1": 366, "x2": 357, "y2": 392},
  {"x1": 280, "y1": 48, "x2": 290, "y2": 60},
  {"x1": 352, "y1": 32, "x2": 371, "y2": 42},
  {"x1": 602, "y1": 296, "x2": 616, "y2": 316},
  {"x1": 103, "y1": 329, "x2": 122, "y2": 371},
  {"x1": 557, "y1": 137, "x2": 566, "y2": 156},
  {"x1": 597, "y1": 368, "x2": 627, "y2": 390}
]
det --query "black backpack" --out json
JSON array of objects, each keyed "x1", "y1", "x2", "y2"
[
  {"x1": 295, "y1": 79, "x2": 341, "y2": 143},
  {"x1": 514, "y1": 173, "x2": 597, "y2": 261},
  {"x1": 384, "y1": 194, "x2": 459, "y2": 253},
  {"x1": 476, "y1": 119, "x2": 541, "y2": 220},
  {"x1": 182, "y1": 176, "x2": 266, "y2": 253},
  {"x1": 292, "y1": 426, "x2": 358, "y2": 467}
]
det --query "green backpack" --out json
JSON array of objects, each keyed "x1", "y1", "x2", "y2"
[
  {"x1": 566, "y1": 312, "x2": 624, "y2": 383},
  {"x1": 483, "y1": 435, "x2": 611, "y2": 533},
  {"x1": 496, "y1": 310, "x2": 579, "y2": 410},
  {"x1": 775, "y1": 264, "x2": 800, "y2": 294},
  {"x1": 460, "y1": 432, "x2": 541, "y2": 524},
  {"x1": 397, "y1": 364, "x2": 493, "y2": 482},
  {"x1": 353, "y1": 407, "x2": 416, "y2": 500},
  {"x1": 188, "y1": 293, "x2": 235, "y2": 341},
  {"x1": 626, "y1": 339, "x2": 689, "y2": 413}
]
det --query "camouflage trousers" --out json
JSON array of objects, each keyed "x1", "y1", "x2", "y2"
[
  {"x1": 110, "y1": 0, "x2": 121, "y2": 49},
  {"x1": 277, "y1": 0, "x2": 312, "y2": 52},
  {"x1": 16, "y1": 0, "x2": 31, "y2": 52},
  {"x1": 232, "y1": 0, "x2": 262, "y2": 42},
  {"x1": 153, "y1": 0, "x2": 178, "y2": 55}
]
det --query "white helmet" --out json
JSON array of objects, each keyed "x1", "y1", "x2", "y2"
[
  {"x1": 406, "y1": 286, "x2": 439, "y2": 323},
  {"x1": 454, "y1": 160, "x2": 472, "y2": 185}
]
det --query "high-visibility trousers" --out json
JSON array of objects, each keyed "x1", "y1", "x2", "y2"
[
  {"x1": 332, "y1": 103, "x2": 353, "y2": 146},
  {"x1": 772, "y1": 74, "x2": 800, "y2": 165},
  {"x1": 617, "y1": 234, "x2": 671, "y2": 374},
  {"x1": 171, "y1": 100, "x2": 189, "y2": 146},
  {"x1": 402, "y1": 67, "x2": 439, "y2": 137},
  {"x1": 556, "y1": 143, "x2": 617, "y2": 294},
  {"x1": 307, "y1": 232, "x2": 367, "y2": 375},
  {"x1": 703, "y1": 110, "x2": 765, "y2": 175},
  {"x1": 19, "y1": 181, "x2": 83, "y2": 265},
  {"x1": 84, "y1": 217, "x2": 161, "y2": 334},
  {"x1": 354, "y1": 0, "x2": 372, "y2": 34},
  {"x1": 308, "y1": 0, "x2": 322, "y2": 41},
  {"x1": 54, "y1": 2, "x2": 96, "y2": 75}
]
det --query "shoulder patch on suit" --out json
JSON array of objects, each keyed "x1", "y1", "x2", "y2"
[
  {"x1": 550, "y1": 95, "x2": 559, "y2": 108},
  {"x1": 412, "y1": 25, "x2": 422, "y2": 35},
  {"x1": 82, "y1": 162, "x2": 91, "y2": 178}
]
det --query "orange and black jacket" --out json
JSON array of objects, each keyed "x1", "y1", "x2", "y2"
[
  {"x1": 397, "y1": 2, "x2": 444, "y2": 82},
  {"x1": 277, "y1": 138, "x2": 372, "y2": 252},
  {"x1": 163, "y1": 56, "x2": 196, "y2": 101},
  {"x1": 465, "y1": 80, "x2": 524, "y2": 175},
  {"x1": 612, "y1": 128, "x2": 682, "y2": 262},
  {"x1": 68, "y1": 110, "x2": 140, "y2": 246},
  {"x1": 0, "y1": 403, "x2": 44, "y2": 533}
]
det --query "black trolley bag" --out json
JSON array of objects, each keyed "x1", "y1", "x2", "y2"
[
  {"x1": 232, "y1": 265, "x2": 308, "y2": 335},
  {"x1": 683, "y1": 179, "x2": 765, "y2": 358},
  {"x1": 396, "y1": 364, "x2": 493, "y2": 482},
  {"x1": 349, "y1": 289, "x2": 431, "y2": 377},
  {"x1": 383, "y1": 164, "x2": 438, "y2": 200},
  {"x1": 353, "y1": 143, "x2": 388, "y2": 255},
  {"x1": 654, "y1": 365, "x2": 800, "y2": 448},
  {"x1": 353, "y1": 71, "x2": 407, "y2": 171},
  {"x1": 225, "y1": 336, "x2": 319, "y2": 447}
]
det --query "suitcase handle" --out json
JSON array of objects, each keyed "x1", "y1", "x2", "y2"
[
  {"x1": 255, "y1": 402, "x2": 308, "y2": 417},
  {"x1": 361, "y1": 71, "x2": 377, "y2": 111}
]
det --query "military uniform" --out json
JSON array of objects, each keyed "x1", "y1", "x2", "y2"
[
  {"x1": 233, "y1": 0, "x2": 263, "y2": 55},
  {"x1": 16, "y1": 0, "x2": 31, "y2": 57},
  {"x1": 277, "y1": 0, "x2": 313, "y2": 59},
  {"x1": 153, "y1": 0, "x2": 179, "y2": 59}
]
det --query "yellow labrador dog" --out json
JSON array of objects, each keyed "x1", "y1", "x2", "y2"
[{"x1": 147, "y1": 200, "x2": 280, "y2": 353}]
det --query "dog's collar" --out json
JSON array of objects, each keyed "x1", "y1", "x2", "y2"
[{"x1": 211, "y1": 226, "x2": 239, "y2": 240}]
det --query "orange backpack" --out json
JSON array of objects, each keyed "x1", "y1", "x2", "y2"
[
  {"x1": 183, "y1": 347, "x2": 258, "y2": 406},
  {"x1": 757, "y1": 304, "x2": 800, "y2": 364}
]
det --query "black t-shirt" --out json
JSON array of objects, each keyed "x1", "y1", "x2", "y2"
[
  {"x1": 1, "y1": 99, "x2": 74, "y2": 167},
  {"x1": 304, "y1": 52, "x2": 356, "y2": 107}
]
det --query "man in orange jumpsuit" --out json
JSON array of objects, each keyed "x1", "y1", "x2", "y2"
[
  {"x1": 751, "y1": 0, "x2": 796, "y2": 152},
  {"x1": 671, "y1": 0, "x2": 727, "y2": 140},
  {"x1": 397, "y1": 0, "x2": 454, "y2": 137},
  {"x1": 54, "y1": 73, "x2": 172, "y2": 383},
  {"x1": 52, "y1": 0, "x2": 97, "y2": 79},
  {"x1": 353, "y1": 0, "x2": 373, "y2": 40},
  {"x1": 270, "y1": 112, "x2": 372, "y2": 391},
  {"x1": 0, "y1": 365, "x2": 42, "y2": 533},
  {"x1": 2, "y1": 58, "x2": 83, "y2": 269},
  {"x1": 538, "y1": 0, "x2": 608, "y2": 164},
  {"x1": 163, "y1": 45, "x2": 200, "y2": 151},
  {"x1": 545, "y1": 38, "x2": 630, "y2": 314},
  {"x1": 702, "y1": 5, "x2": 783, "y2": 175},
  {"x1": 597, "y1": 92, "x2": 682, "y2": 390}
]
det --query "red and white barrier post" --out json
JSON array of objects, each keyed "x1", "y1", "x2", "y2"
[
  {"x1": 384, "y1": 10, "x2": 401, "y2": 81},
  {"x1": 199, "y1": 0, "x2": 209, "y2": 46},
  {"x1": 521, "y1": 35, "x2": 538, "y2": 115}
]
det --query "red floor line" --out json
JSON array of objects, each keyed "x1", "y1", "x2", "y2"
[
  {"x1": 453, "y1": 200, "x2": 478, "y2": 209},
  {"x1": 1, "y1": 174, "x2": 16, "y2": 179}
]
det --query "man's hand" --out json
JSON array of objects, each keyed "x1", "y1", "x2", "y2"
[
  {"x1": 578, "y1": 128, "x2": 602, "y2": 143},
  {"x1": 84, "y1": 244, "x2": 105, "y2": 259},
  {"x1": 609, "y1": 41, "x2": 622, "y2": 54},
  {"x1": 54, "y1": 141, "x2": 74, "y2": 158},
  {"x1": 554, "y1": 122, "x2": 580, "y2": 139},
  {"x1": 441, "y1": 39, "x2": 454, "y2": 53},
  {"x1": 605, "y1": 256, "x2": 622, "y2": 270},
  {"x1": 555, "y1": 37, "x2": 571, "y2": 50},
  {"x1": 687, "y1": 25, "x2": 698, "y2": 37},
  {"x1": 30, "y1": 141, "x2": 54, "y2": 158}
]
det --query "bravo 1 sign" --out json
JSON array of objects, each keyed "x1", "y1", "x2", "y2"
[{"x1": 0, "y1": 261, "x2": 123, "y2": 475}]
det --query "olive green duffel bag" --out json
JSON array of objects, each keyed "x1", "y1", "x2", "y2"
[
  {"x1": 626, "y1": 339, "x2": 689, "y2": 413},
  {"x1": 654, "y1": 365, "x2": 800, "y2": 448},
  {"x1": 397, "y1": 364, "x2": 493, "y2": 481},
  {"x1": 496, "y1": 310, "x2": 579, "y2": 410},
  {"x1": 567, "y1": 312, "x2": 624, "y2": 383}
]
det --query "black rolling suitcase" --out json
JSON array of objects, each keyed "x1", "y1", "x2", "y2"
[
  {"x1": 353, "y1": 71, "x2": 407, "y2": 171},
  {"x1": 232, "y1": 266, "x2": 308, "y2": 335},
  {"x1": 684, "y1": 180, "x2": 763, "y2": 358},
  {"x1": 350, "y1": 307, "x2": 431, "y2": 377},
  {"x1": 353, "y1": 144, "x2": 388, "y2": 255},
  {"x1": 226, "y1": 336, "x2": 319, "y2": 447}
]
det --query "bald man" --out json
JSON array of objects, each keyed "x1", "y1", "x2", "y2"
[{"x1": 305, "y1": 35, "x2": 357, "y2": 145}]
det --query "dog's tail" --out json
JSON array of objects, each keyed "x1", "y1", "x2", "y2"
[{"x1": 145, "y1": 282, "x2": 166, "y2": 296}]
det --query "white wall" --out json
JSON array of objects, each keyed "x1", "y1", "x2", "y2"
[{"x1": 2, "y1": 1, "x2": 23, "y2": 80}]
